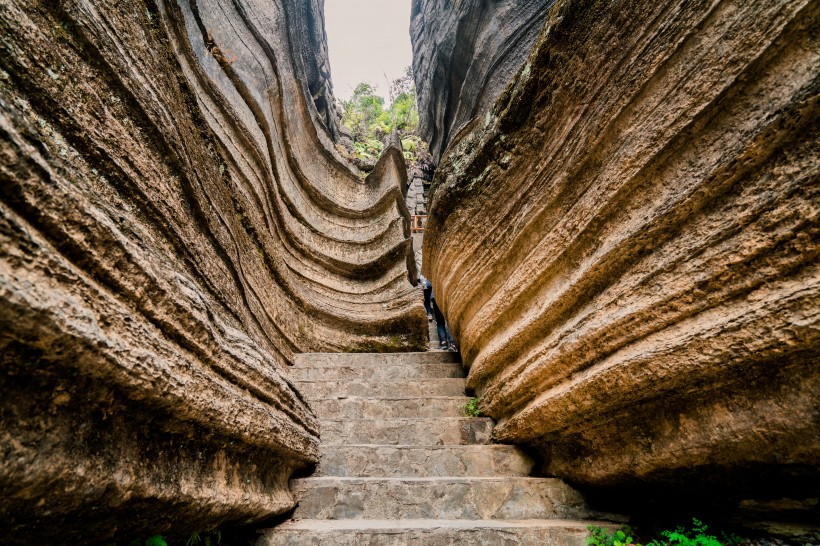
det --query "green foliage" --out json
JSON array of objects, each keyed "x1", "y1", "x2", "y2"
[
  {"x1": 339, "y1": 67, "x2": 421, "y2": 163},
  {"x1": 587, "y1": 525, "x2": 637, "y2": 546},
  {"x1": 353, "y1": 138, "x2": 384, "y2": 159},
  {"x1": 587, "y1": 526, "x2": 609, "y2": 546},
  {"x1": 389, "y1": 90, "x2": 419, "y2": 131},
  {"x1": 341, "y1": 82, "x2": 388, "y2": 143},
  {"x1": 588, "y1": 520, "x2": 743, "y2": 546},
  {"x1": 462, "y1": 397, "x2": 481, "y2": 417},
  {"x1": 646, "y1": 519, "x2": 742, "y2": 546},
  {"x1": 108, "y1": 528, "x2": 225, "y2": 546},
  {"x1": 401, "y1": 135, "x2": 425, "y2": 161}
]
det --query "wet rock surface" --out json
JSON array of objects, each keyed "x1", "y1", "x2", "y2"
[
  {"x1": 417, "y1": 0, "x2": 819, "y2": 528},
  {"x1": 0, "y1": 0, "x2": 423, "y2": 541}
]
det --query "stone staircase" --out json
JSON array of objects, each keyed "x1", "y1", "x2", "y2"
[{"x1": 258, "y1": 352, "x2": 617, "y2": 545}]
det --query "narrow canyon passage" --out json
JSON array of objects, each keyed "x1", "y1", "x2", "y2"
[{"x1": 0, "y1": 0, "x2": 817, "y2": 543}]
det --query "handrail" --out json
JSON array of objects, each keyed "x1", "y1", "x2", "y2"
[{"x1": 411, "y1": 215, "x2": 427, "y2": 233}]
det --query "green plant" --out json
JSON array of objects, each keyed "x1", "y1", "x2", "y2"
[
  {"x1": 587, "y1": 525, "x2": 637, "y2": 546},
  {"x1": 646, "y1": 518, "x2": 742, "y2": 546},
  {"x1": 587, "y1": 519, "x2": 744, "y2": 546},
  {"x1": 339, "y1": 67, "x2": 423, "y2": 164},
  {"x1": 145, "y1": 536, "x2": 168, "y2": 546},
  {"x1": 341, "y1": 82, "x2": 386, "y2": 143},
  {"x1": 462, "y1": 397, "x2": 480, "y2": 417},
  {"x1": 106, "y1": 527, "x2": 227, "y2": 546}
]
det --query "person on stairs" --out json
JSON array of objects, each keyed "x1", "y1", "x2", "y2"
[
  {"x1": 419, "y1": 274, "x2": 433, "y2": 321},
  {"x1": 431, "y1": 290, "x2": 456, "y2": 351}
]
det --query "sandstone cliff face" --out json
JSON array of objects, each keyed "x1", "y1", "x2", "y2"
[
  {"x1": 410, "y1": 0, "x2": 552, "y2": 163},
  {"x1": 419, "y1": 0, "x2": 819, "y2": 503},
  {"x1": 0, "y1": 0, "x2": 423, "y2": 541}
]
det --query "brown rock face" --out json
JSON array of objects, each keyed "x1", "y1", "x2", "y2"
[
  {"x1": 0, "y1": 0, "x2": 423, "y2": 541},
  {"x1": 419, "y1": 0, "x2": 819, "y2": 503}
]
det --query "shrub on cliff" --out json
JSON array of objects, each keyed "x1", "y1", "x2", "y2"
[
  {"x1": 337, "y1": 69, "x2": 433, "y2": 180},
  {"x1": 340, "y1": 82, "x2": 391, "y2": 142}
]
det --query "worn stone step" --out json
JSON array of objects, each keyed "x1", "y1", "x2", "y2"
[
  {"x1": 320, "y1": 418, "x2": 493, "y2": 445},
  {"x1": 316, "y1": 444, "x2": 534, "y2": 477},
  {"x1": 259, "y1": 519, "x2": 609, "y2": 546},
  {"x1": 295, "y1": 378, "x2": 466, "y2": 399},
  {"x1": 294, "y1": 352, "x2": 461, "y2": 368},
  {"x1": 288, "y1": 362, "x2": 464, "y2": 381},
  {"x1": 290, "y1": 477, "x2": 592, "y2": 520},
  {"x1": 306, "y1": 396, "x2": 468, "y2": 419}
]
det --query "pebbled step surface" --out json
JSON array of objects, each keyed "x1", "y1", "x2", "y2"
[
  {"x1": 317, "y1": 444, "x2": 534, "y2": 477},
  {"x1": 291, "y1": 477, "x2": 591, "y2": 520},
  {"x1": 295, "y1": 378, "x2": 467, "y2": 399},
  {"x1": 305, "y1": 396, "x2": 468, "y2": 419},
  {"x1": 288, "y1": 362, "x2": 465, "y2": 381},
  {"x1": 294, "y1": 352, "x2": 461, "y2": 367},
  {"x1": 319, "y1": 418, "x2": 493, "y2": 445},
  {"x1": 259, "y1": 519, "x2": 604, "y2": 546}
]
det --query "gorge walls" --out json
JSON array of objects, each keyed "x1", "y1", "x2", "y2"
[
  {"x1": 0, "y1": 0, "x2": 424, "y2": 541},
  {"x1": 416, "y1": 0, "x2": 819, "y2": 515}
]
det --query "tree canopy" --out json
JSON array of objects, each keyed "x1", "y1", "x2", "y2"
[{"x1": 339, "y1": 67, "x2": 423, "y2": 163}]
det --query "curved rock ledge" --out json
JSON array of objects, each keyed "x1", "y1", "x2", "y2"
[
  {"x1": 421, "y1": 0, "x2": 819, "y2": 496},
  {"x1": 0, "y1": 0, "x2": 423, "y2": 541}
]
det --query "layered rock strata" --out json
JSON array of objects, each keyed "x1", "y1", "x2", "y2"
[
  {"x1": 411, "y1": 0, "x2": 553, "y2": 162},
  {"x1": 419, "y1": 0, "x2": 820, "y2": 504},
  {"x1": 0, "y1": 0, "x2": 423, "y2": 541}
]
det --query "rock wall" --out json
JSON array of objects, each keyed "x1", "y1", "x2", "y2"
[
  {"x1": 419, "y1": 0, "x2": 819, "y2": 507},
  {"x1": 0, "y1": 0, "x2": 424, "y2": 541},
  {"x1": 410, "y1": 0, "x2": 553, "y2": 163}
]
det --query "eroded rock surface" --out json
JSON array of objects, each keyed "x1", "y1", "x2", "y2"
[
  {"x1": 410, "y1": 0, "x2": 553, "y2": 162},
  {"x1": 418, "y1": 0, "x2": 819, "y2": 508},
  {"x1": 0, "y1": 0, "x2": 423, "y2": 541}
]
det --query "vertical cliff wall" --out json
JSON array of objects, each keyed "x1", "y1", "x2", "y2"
[
  {"x1": 417, "y1": 0, "x2": 819, "y2": 508},
  {"x1": 0, "y1": 0, "x2": 424, "y2": 541},
  {"x1": 411, "y1": 0, "x2": 553, "y2": 163}
]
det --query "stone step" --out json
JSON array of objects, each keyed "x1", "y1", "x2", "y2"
[
  {"x1": 288, "y1": 362, "x2": 464, "y2": 381},
  {"x1": 306, "y1": 396, "x2": 468, "y2": 419},
  {"x1": 290, "y1": 477, "x2": 592, "y2": 521},
  {"x1": 320, "y1": 418, "x2": 493, "y2": 445},
  {"x1": 316, "y1": 444, "x2": 534, "y2": 477},
  {"x1": 259, "y1": 519, "x2": 607, "y2": 546},
  {"x1": 295, "y1": 378, "x2": 466, "y2": 399},
  {"x1": 294, "y1": 352, "x2": 461, "y2": 368}
]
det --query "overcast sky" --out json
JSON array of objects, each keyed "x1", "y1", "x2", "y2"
[{"x1": 324, "y1": 0, "x2": 413, "y2": 103}]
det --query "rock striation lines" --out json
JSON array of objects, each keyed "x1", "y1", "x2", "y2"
[
  {"x1": 0, "y1": 0, "x2": 423, "y2": 540},
  {"x1": 417, "y1": 0, "x2": 820, "y2": 502}
]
